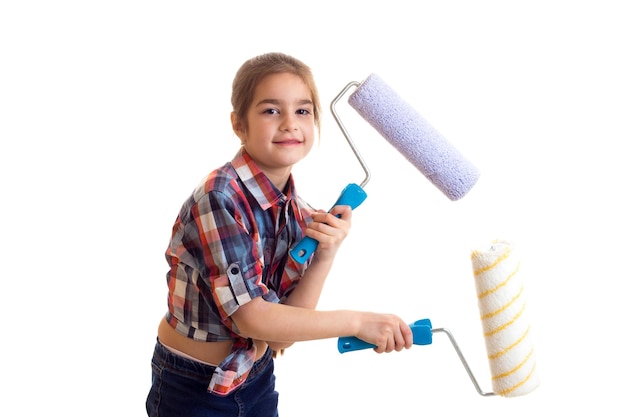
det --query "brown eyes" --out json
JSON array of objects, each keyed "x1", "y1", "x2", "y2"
[{"x1": 262, "y1": 108, "x2": 312, "y2": 116}]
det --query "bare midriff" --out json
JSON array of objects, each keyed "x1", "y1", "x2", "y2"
[{"x1": 157, "y1": 316, "x2": 268, "y2": 365}]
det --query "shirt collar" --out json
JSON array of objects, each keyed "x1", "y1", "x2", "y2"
[{"x1": 231, "y1": 148, "x2": 295, "y2": 211}]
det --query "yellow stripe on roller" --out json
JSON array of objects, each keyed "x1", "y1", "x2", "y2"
[
  {"x1": 495, "y1": 361, "x2": 537, "y2": 397},
  {"x1": 484, "y1": 302, "x2": 527, "y2": 340},
  {"x1": 471, "y1": 245, "x2": 511, "y2": 276},
  {"x1": 492, "y1": 347, "x2": 534, "y2": 381},
  {"x1": 487, "y1": 323, "x2": 530, "y2": 360},
  {"x1": 477, "y1": 262, "x2": 521, "y2": 300},
  {"x1": 480, "y1": 284, "x2": 524, "y2": 320}
]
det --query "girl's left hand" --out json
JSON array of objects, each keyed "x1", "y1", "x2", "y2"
[{"x1": 304, "y1": 205, "x2": 352, "y2": 262}]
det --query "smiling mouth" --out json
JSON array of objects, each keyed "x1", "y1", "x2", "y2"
[{"x1": 274, "y1": 139, "x2": 302, "y2": 145}]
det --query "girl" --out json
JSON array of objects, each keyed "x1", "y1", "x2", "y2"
[{"x1": 146, "y1": 52, "x2": 413, "y2": 417}]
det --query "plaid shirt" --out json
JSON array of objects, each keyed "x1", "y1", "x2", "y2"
[{"x1": 164, "y1": 148, "x2": 313, "y2": 395}]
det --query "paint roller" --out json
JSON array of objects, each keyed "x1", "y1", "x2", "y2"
[
  {"x1": 337, "y1": 240, "x2": 540, "y2": 398},
  {"x1": 290, "y1": 73, "x2": 480, "y2": 264},
  {"x1": 471, "y1": 239, "x2": 540, "y2": 397}
]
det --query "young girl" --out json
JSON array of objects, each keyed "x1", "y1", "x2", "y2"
[{"x1": 146, "y1": 52, "x2": 413, "y2": 417}]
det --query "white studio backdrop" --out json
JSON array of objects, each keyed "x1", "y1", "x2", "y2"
[{"x1": 1, "y1": 1, "x2": 624, "y2": 415}]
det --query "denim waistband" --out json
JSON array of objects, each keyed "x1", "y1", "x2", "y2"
[{"x1": 152, "y1": 338, "x2": 272, "y2": 381}]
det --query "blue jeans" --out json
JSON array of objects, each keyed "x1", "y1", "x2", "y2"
[{"x1": 146, "y1": 339, "x2": 279, "y2": 417}]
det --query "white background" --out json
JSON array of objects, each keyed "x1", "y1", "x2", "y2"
[{"x1": 2, "y1": 1, "x2": 625, "y2": 415}]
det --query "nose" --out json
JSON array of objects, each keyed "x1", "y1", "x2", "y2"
[{"x1": 280, "y1": 113, "x2": 298, "y2": 132}]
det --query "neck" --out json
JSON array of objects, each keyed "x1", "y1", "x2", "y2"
[{"x1": 267, "y1": 170, "x2": 291, "y2": 193}]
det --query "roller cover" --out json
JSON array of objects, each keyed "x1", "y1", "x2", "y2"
[
  {"x1": 348, "y1": 73, "x2": 480, "y2": 201},
  {"x1": 471, "y1": 240, "x2": 540, "y2": 397}
]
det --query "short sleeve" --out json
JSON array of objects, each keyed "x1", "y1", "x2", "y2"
[{"x1": 194, "y1": 190, "x2": 268, "y2": 321}]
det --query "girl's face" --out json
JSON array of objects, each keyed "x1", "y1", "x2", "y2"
[{"x1": 233, "y1": 72, "x2": 315, "y2": 184}]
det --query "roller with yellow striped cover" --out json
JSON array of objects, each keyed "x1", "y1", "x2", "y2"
[
  {"x1": 337, "y1": 239, "x2": 539, "y2": 397},
  {"x1": 471, "y1": 240, "x2": 540, "y2": 397}
]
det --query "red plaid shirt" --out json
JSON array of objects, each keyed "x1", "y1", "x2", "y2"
[{"x1": 164, "y1": 148, "x2": 314, "y2": 394}]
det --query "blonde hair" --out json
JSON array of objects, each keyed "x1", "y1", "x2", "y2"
[{"x1": 231, "y1": 52, "x2": 321, "y2": 133}]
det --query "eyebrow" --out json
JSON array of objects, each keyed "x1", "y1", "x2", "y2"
[{"x1": 255, "y1": 98, "x2": 313, "y2": 107}]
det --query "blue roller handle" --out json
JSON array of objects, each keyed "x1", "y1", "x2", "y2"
[
  {"x1": 338, "y1": 319, "x2": 433, "y2": 353},
  {"x1": 290, "y1": 183, "x2": 367, "y2": 264}
]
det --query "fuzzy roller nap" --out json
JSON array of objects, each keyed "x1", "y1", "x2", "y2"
[
  {"x1": 348, "y1": 73, "x2": 480, "y2": 201},
  {"x1": 471, "y1": 240, "x2": 540, "y2": 397},
  {"x1": 290, "y1": 73, "x2": 480, "y2": 263}
]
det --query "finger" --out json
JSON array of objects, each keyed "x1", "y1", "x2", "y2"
[
  {"x1": 401, "y1": 322, "x2": 413, "y2": 349},
  {"x1": 375, "y1": 339, "x2": 390, "y2": 354},
  {"x1": 307, "y1": 216, "x2": 346, "y2": 239},
  {"x1": 385, "y1": 328, "x2": 390, "y2": 353},
  {"x1": 311, "y1": 211, "x2": 341, "y2": 225},
  {"x1": 329, "y1": 205, "x2": 352, "y2": 220},
  {"x1": 305, "y1": 221, "x2": 335, "y2": 239},
  {"x1": 372, "y1": 329, "x2": 391, "y2": 354},
  {"x1": 387, "y1": 326, "x2": 402, "y2": 352}
]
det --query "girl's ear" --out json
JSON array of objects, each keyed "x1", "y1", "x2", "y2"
[
  {"x1": 231, "y1": 112, "x2": 248, "y2": 145},
  {"x1": 231, "y1": 112, "x2": 243, "y2": 136}
]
